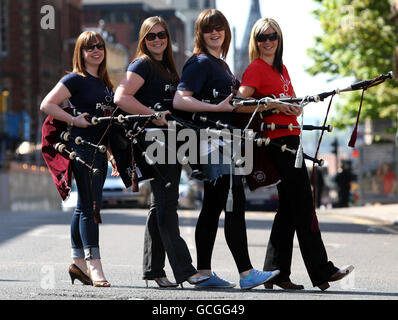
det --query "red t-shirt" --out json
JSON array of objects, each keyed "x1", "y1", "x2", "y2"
[{"x1": 240, "y1": 58, "x2": 300, "y2": 139}]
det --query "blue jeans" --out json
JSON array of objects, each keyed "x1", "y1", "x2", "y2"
[{"x1": 70, "y1": 142, "x2": 107, "y2": 260}]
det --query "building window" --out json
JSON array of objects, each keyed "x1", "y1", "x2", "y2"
[{"x1": 0, "y1": 0, "x2": 9, "y2": 56}]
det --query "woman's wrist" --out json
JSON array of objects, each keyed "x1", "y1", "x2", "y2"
[{"x1": 68, "y1": 116, "x2": 75, "y2": 127}]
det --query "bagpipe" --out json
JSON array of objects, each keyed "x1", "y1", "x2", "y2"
[
  {"x1": 42, "y1": 107, "x2": 163, "y2": 182},
  {"x1": 208, "y1": 71, "x2": 393, "y2": 232},
  {"x1": 210, "y1": 71, "x2": 393, "y2": 148},
  {"x1": 213, "y1": 71, "x2": 393, "y2": 145},
  {"x1": 69, "y1": 108, "x2": 171, "y2": 191},
  {"x1": 41, "y1": 105, "x2": 163, "y2": 223},
  {"x1": 162, "y1": 71, "x2": 394, "y2": 190}
]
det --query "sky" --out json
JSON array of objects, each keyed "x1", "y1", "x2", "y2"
[{"x1": 215, "y1": 0, "x2": 351, "y2": 121}]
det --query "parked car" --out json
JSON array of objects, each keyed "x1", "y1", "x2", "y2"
[
  {"x1": 178, "y1": 169, "x2": 203, "y2": 209},
  {"x1": 62, "y1": 165, "x2": 150, "y2": 211},
  {"x1": 244, "y1": 182, "x2": 279, "y2": 211},
  {"x1": 101, "y1": 166, "x2": 151, "y2": 208},
  {"x1": 62, "y1": 166, "x2": 203, "y2": 211}
]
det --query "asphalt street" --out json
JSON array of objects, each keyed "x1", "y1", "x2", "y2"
[{"x1": 1, "y1": 206, "x2": 398, "y2": 305}]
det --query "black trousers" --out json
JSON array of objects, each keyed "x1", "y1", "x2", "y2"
[
  {"x1": 263, "y1": 135, "x2": 338, "y2": 287},
  {"x1": 142, "y1": 163, "x2": 197, "y2": 284},
  {"x1": 195, "y1": 175, "x2": 253, "y2": 274}
]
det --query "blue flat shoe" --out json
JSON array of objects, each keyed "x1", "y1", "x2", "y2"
[
  {"x1": 240, "y1": 269, "x2": 280, "y2": 290},
  {"x1": 195, "y1": 272, "x2": 236, "y2": 289}
]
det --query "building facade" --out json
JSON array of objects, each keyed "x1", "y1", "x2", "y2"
[
  {"x1": 0, "y1": 0, "x2": 83, "y2": 163},
  {"x1": 167, "y1": 0, "x2": 216, "y2": 57},
  {"x1": 82, "y1": 0, "x2": 186, "y2": 72},
  {"x1": 233, "y1": 0, "x2": 261, "y2": 80}
]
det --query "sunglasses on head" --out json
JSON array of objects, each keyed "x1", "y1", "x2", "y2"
[
  {"x1": 202, "y1": 24, "x2": 224, "y2": 34},
  {"x1": 145, "y1": 31, "x2": 168, "y2": 41},
  {"x1": 256, "y1": 32, "x2": 278, "y2": 42},
  {"x1": 84, "y1": 43, "x2": 105, "y2": 51}
]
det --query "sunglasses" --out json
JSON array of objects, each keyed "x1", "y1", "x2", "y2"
[
  {"x1": 84, "y1": 43, "x2": 105, "y2": 51},
  {"x1": 145, "y1": 31, "x2": 168, "y2": 41},
  {"x1": 202, "y1": 24, "x2": 224, "y2": 34},
  {"x1": 256, "y1": 32, "x2": 278, "y2": 42}
]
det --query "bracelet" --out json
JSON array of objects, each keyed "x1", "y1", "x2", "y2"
[{"x1": 68, "y1": 116, "x2": 75, "y2": 127}]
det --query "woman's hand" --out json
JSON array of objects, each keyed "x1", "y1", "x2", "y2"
[
  {"x1": 73, "y1": 112, "x2": 92, "y2": 128},
  {"x1": 107, "y1": 151, "x2": 119, "y2": 177},
  {"x1": 110, "y1": 158, "x2": 120, "y2": 177},
  {"x1": 151, "y1": 110, "x2": 170, "y2": 127},
  {"x1": 215, "y1": 93, "x2": 235, "y2": 112},
  {"x1": 273, "y1": 103, "x2": 302, "y2": 116}
]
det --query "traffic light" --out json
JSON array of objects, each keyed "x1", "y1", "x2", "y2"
[{"x1": 331, "y1": 138, "x2": 338, "y2": 156}]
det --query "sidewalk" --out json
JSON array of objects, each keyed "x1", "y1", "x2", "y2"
[{"x1": 321, "y1": 203, "x2": 398, "y2": 225}]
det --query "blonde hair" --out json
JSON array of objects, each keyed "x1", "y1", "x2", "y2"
[
  {"x1": 249, "y1": 18, "x2": 284, "y2": 74},
  {"x1": 193, "y1": 9, "x2": 231, "y2": 60},
  {"x1": 72, "y1": 31, "x2": 113, "y2": 88},
  {"x1": 135, "y1": 16, "x2": 179, "y2": 84}
]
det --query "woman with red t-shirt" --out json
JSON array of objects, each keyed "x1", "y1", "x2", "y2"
[{"x1": 238, "y1": 17, "x2": 354, "y2": 291}]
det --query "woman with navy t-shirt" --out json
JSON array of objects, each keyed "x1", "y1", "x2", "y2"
[
  {"x1": 173, "y1": 9, "x2": 279, "y2": 290},
  {"x1": 40, "y1": 31, "x2": 113, "y2": 287},
  {"x1": 114, "y1": 16, "x2": 209, "y2": 288}
]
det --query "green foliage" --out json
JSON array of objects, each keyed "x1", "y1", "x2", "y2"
[{"x1": 307, "y1": 0, "x2": 398, "y2": 127}]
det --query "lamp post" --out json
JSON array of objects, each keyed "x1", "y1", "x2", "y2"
[
  {"x1": 0, "y1": 89, "x2": 10, "y2": 211},
  {"x1": 0, "y1": 89, "x2": 9, "y2": 168}
]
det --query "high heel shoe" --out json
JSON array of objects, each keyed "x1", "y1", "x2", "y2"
[
  {"x1": 68, "y1": 264, "x2": 92, "y2": 285},
  {"x1": 145, "y1": 278, "x2": 178, "y2": 288}
]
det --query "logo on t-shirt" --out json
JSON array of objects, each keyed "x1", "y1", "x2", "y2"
[
  {"x1": 96, "y1": 87, "x2": 115, "y2": 112},
  {"x1": 280, "y1": 74, "x2": 291, "y2": 96}
]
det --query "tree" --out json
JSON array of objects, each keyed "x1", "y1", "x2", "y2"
[{"x1": 307, "y1": 0, "x2": 398, "y2": 130}]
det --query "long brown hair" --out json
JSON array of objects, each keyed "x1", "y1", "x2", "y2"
[
  {"x1": 193, "y1": 9, "x2": 231, "y2": 60},
  {"x1": 135, "y1": 16, "x2": 179, "y2": 84},
  {"x1": 72, "y1": 31, "x2": 113, "y2": 88},
  {"x1": 249, "y1": 18, "x2": 284, "y2": 74}
]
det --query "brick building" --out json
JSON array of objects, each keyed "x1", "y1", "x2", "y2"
[{"x1": 0, "y1": 0, "x2": 82, "y2": 161}]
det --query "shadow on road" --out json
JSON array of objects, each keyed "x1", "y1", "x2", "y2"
[{"x1": 0, "y1": 209, "x2": 396, "y2": 246}]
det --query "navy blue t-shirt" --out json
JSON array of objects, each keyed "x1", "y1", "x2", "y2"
[
  {"x1": 60, "y1": 72, "x2": 115, "y2": 142},
  {"x1": 127, "y1": 58, "x2": 176, "y2": 110},
  {"x1": 177, "y1": 53, "x2": 240, "y2": 125}
]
